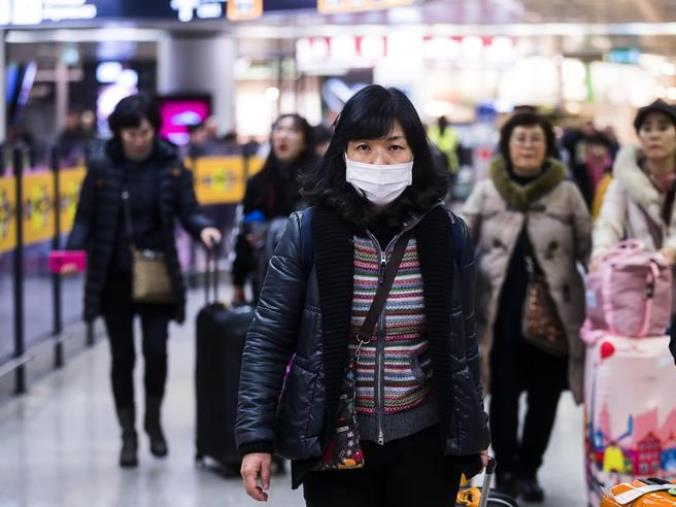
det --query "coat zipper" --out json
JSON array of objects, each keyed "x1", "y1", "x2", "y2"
[{"x1": 366, "y1": 231, "x2": 400, "y2": 446}]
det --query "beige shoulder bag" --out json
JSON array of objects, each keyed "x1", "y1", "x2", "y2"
[{"x1": 121, "y1": 189, "x2": 174, "y2": 304}]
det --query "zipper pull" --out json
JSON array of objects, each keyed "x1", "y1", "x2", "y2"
[
  {"x1": 379, "y1": 253, "x2": 387, "y2": 285},
  {"x1": 377, "y1": 429, "x2": 384, "y2": 446}
]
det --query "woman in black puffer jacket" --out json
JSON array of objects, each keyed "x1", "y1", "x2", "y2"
[
  {"x1": 235, "y1": 85, "x2": 490, "y2": 506},
  {"x1": 67, "y1": 94, "x2": 220, "y2": 468},
  {"x1": 231, "y1": 113, "x2": 318, "y2": 303}
]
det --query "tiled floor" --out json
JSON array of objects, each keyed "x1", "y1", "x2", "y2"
[{"x1": 0, "y1": 290, "x2": 587, "y2": 507}]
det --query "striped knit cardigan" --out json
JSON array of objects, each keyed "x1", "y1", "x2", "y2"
[{"x1": 350, "y1": 235, "x2": 432, "y2": 416}]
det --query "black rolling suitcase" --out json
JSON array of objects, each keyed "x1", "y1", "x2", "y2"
[{"x1": 195, "y1": 253, "x2": 254, "y2": 476}]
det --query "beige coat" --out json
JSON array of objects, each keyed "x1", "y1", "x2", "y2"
[
  {"x1": 462, "y1": 166, "x2": 591, "y2": 404},
  {"x1": 593, "y1": 145, "x2": 676, "y2": 258}
]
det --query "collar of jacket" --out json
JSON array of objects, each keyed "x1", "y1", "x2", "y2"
[
  {"x1": 311, "y1": 204, "x2": 454, "y2": 443},
  {"x1": 613, "y1": 145, "x2": 676, "y2": 212},
  {"x1": 105, "y1": 138, "x2": 179, "y2": 166},
  {"x1": 489, "y1": 156, "x2": 566, "y2": 211}
]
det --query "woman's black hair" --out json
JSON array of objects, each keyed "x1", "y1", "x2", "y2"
[
  {"x1": 498, "y1": 111, "x2": 557, "y2": 164},
  {"x1": 108, "y1": 93, "x2": 161, "y2": 138},
  {"x1": 300, "y1": 85, "x2": 448, "y2": 230}
]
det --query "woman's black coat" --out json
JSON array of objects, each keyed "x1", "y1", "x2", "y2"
[
  {"x1": 235, "y1": 204, "x2": 490, "y2": 486},
  {"x1": 67, "y1": 140, "x2": 212, "y2": 323}
]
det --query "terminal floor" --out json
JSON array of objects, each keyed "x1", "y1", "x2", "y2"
[{"x1": 0, "y1": 291, "x2": 587, "y2": 507}]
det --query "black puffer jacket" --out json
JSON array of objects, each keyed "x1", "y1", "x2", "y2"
[
  {"x1": 67, "y1": 140, "x2": 213, "y2": 323},
  {"x1": 236, "y1": 204, "x2": 490, "y2": 486}
]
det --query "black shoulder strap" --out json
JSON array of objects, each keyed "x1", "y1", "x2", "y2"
[
  {"x1": 356, "y1": 233, "x2": 410, "y2": 343},
  {"x1": 300, "y1": 207, "x2": 314, "y2": 277}
]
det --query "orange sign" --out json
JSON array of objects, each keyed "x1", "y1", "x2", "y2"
[
  {"x1": 227, "y1": 0, "x2": 263, "y2": 20},
  {"x1": 59, "y1": 166, "x2": 86, "y2": 234},
  {"x1": 22, "y1": 172, "x2": 55, "y2": 245},
  {"x1": 194, "y1": 156, "x2": 247, "y2": 205},
  {"x1": 0, "y1": 177, "x2": 16, "y2": 254},
  {"x1": 246, "y1": 156, "x2": 265, "y2": 178},
  {"x1": 318, "y1": 0, "x2": 414, "y2": 14}
]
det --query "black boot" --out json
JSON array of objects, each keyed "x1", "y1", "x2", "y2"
[
  {"x1": 495, "y1": 471, "x2": 518, "y2": 498},
  {"x1": 516, "y1": 474, "x2": 545, "y2": 503},
  {"x1": 144, "y1": 397, "x2": 168, "y2": 458},
  {"x1": 117, "y1": 407, "x2": 138, "y2": 468}
]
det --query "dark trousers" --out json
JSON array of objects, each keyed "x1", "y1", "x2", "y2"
[
  {"x1": 303, "y1": 426, "x2": 462, "y2": 507},
  {"x1": 101, "y1": 271, "x2": 172, "y2": 410},
  {"x1": 489, "y1": 308, "x2": 567, "y2": 478}
]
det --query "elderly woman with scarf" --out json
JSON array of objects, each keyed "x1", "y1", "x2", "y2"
[{"x1": 462, "y1": 111, "x2": 591, "y2": 502}]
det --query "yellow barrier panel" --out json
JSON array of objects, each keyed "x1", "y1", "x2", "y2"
[
  {"x1": 246, "y1": 156, "x2": 265, "y2": 178},
  {"x1": 194, "y1": 156, "x2": 247, "y2": 205},
  {"x1": 0, "y1": 177, "x2": 16, "y2": 254},
  {"x1": 59, "y1": 166, "x2": 86, "y2": 235},
  {"x1": 22, "y1": 172, "x2": 55, "y2": 245}
]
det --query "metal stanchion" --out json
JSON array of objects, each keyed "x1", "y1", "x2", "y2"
[
  {"x1": 13, "y1": 148, "x2": 26, "y2": 394},
  {"x1": 51, "y1": 147, "x2": 63, "y2": 368},
  {"x1": 189, "y1": 153, "x2": 199, "y2": 288}
]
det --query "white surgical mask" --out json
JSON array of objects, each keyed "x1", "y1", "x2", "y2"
[{"x1": 345, "y1": 155, "x2": 413, "y2": 206}]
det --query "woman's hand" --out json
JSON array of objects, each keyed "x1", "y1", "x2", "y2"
[
  {"x1": 480, "y1": 449, "x2": 490, "y2": 469},
  {"x1": 59, "y1": 262, "x2": 79, "y2": 275},
  {"x1": 200, "y1": 227, "x2": 222, "y2": 249},
  {"x1": 241, "y1": 453, "x2": 272, "y2": 502},
  {"x1": 661, "y1": 246, "x2": 676, "y2": 265}
]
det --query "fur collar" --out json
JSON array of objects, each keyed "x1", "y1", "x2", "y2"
[{"x1": 489, "y1": 157, "x2": 567, "y2": 211}]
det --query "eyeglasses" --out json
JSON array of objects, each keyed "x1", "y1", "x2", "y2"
[{"x1": 511, "y1": 135, "x2": 545, "y2": 146}]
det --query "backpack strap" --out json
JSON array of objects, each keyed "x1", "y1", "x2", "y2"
[
  {"x1": 449, "y1": 211, "x2": 464, "y2": 265},
  {"x1": 300, "y1": 206, "x2": 314, "y2": 278}
]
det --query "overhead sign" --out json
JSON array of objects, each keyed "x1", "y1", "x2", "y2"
[
  {"x1": 0, "y1": 0, "x2": 227, "y2": 26},
  {"x1": 317, "y1": 0, "x2": 413, "y2": 14},
  {"x1": 263, "y1": 0, "x2": 315, "y2": 10},
  {"x1": 227, "y1": 0, "x2": 263, "y2": 21}
]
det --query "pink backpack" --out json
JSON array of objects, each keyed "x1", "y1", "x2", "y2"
[{"x1": 585, "y1": 240, "x2": 672, "y2": 338}]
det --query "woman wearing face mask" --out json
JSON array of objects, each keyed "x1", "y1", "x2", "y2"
[
  {"x1": 462, "y1": 112, "x2": 591, "y2": 502},
  {"x1": 592, "y1": 99, "x2": 676, "y2": 363},
  {"x1": 235, "y1": 85, "x2": 490, "y2": 506},
  {"x1": 232, "y1": 113, "x2": 318, "y2": 304},
  {"x1": 66, "y1": 94, "x2": 221, "y2": 468}
]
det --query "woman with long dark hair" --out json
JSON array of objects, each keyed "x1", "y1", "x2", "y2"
[
  {"x1": 236, "y1": 85, "x2": 489, "y2": 506},
  {"x1": 67, "y1": 94, "x2": 220, "y2": 468},
  {"x1": 231, "y1": 113, "x2": 317, "y2": 303}
]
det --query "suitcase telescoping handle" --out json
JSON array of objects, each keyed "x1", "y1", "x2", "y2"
[
  {"x1": 204, "y1": 241, "x2": 221, "y2": 305},
  {"x1": 478, "y1": 456, "x2": 498, "y2": 507}
]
